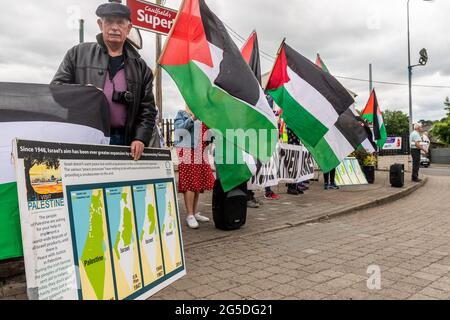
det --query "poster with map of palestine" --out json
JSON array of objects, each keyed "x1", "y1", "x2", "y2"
[
  {"x1": 350, "y1": 158, "x2": 368, "y2": 184},
  {"x1": 132, "y1": 184, "x2": 164, "y2": 286},
  {"x1": 62, "y1": 141, "x2": 186, "y2": 300},
  {"x1": 154, "y1": 181, "x2": 183, "y2": 274},
  {"x1": 335, "y1": 162, "x2": 353, "y2": 186},
  {"x1": 69, "y1": 189, "x2": 115, "y2": 300},
  {"x1": 104, "y1": 186, "x2": 142, "y2": 299},
  {"x1": 12, "y1": 139, "x2": 185, "y2": 300}
]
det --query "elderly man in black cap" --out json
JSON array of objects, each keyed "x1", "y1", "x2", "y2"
[{"x1": 51, "y1": 1, "x2": 157, "y2": 161}]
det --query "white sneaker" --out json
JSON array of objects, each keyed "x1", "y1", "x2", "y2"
[
  {"x1": 194, "y1": 212, "x2": 210, "y2": 222},
  {"x1": 186, "y1": 215, "x2": 199, "y2": 229}
]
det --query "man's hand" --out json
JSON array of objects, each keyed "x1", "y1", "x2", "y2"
[{"x1": 131, "y1": 140, "x2": 145, "y2": 161}]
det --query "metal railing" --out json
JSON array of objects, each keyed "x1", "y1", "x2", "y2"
[{"x1": 160, "y1": 118, "x2": 174, "y2": 147}]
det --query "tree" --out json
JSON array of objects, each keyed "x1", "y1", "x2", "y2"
[
  {"x1": 445, "y1": 97, "x2": 450, "y2": 119},
  {"x1": 431, "y1": 120, "x2": 450, "y2": 145},
  {"x1": 383, "y1": 110, "x2": 409, "y2": 136},
  {"x1": 430, "y1": 98, "x2": 450, "y2": 145}
]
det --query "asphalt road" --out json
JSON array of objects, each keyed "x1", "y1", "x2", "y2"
[{"x1": 422, "y1": 164, "x2": 450, "y2": 177}]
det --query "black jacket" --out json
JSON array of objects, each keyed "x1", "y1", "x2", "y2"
[{"x1": 51, "y1": 34, "x2": 157, "y2": 146}]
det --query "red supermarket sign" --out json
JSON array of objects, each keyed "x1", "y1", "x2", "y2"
[{"x1": 127, "y1": 0, "x2": 177, "y2": 35}]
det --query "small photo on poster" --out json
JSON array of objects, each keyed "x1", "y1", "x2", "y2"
[{"x1": 23, "y1": 154, "x2": 62, "y2": 202}]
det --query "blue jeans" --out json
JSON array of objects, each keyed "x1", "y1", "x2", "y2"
[{"x1": 110, "y1": 128, "x2": 126, "y2": 146}]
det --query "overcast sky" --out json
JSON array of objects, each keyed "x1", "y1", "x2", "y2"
[{"x1": 0, "y1": 0, "x2": 449, "y2": 121}]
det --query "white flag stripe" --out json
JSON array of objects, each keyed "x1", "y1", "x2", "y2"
[
  {"x1": 361, "y1": 138, "x2": 376, "y2": 153},
  {"x1": 323, "y1": 125, "x2": 355, "y2": 162},
  {"x1": 285, "y1": 67, "x2": 340, "y2": 130}
]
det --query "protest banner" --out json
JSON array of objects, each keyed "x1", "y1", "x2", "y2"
[
  {"x1": 13, "y1": 139, "x2": 185, "y2": 300},
  {"x1": 248, "y1": 143, "x2": 315, "y2": 190}
]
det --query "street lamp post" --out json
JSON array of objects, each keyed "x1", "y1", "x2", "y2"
[
  {"x1": 407, "y1": 0, "x2": 413, "y2": 135},
  {"x1": 407, "y1": 0, "x2": 432, "y2": 135}
]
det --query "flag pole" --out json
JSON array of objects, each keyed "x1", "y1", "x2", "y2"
[{"x1": 263, "y1": 38, "x2": 286, "y2": 91}]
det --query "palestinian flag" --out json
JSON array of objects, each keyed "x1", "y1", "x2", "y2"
[
  {"x1": 160, "y1": 0, "x2": 277, "y2": 191},
  {"x1": 304, "y1": 108, "x2": 374, "y2": 173},
  {"x1": 315, "y1": 53, "x2": 330, "y2": 73},
  {"x1": 361, "y1": 89, "x2": 387, "y2": 148},
  {"x1": 0, "y1": 83, "x2": 110, "y2": 260},
  {"x1": 241, "y1": 31, "x2": 262, "y2": 85},
  {"x1": 215, "y1": 30, "x2": 266, "y2": 190},
  {"x1": 315, "y1": 54, "x2": 375, "y2": 153},
  {"x1": 315, "y1": 53, "x2": 357, "y2": 98},
  {"x1": 266, "y1": 42, "x2": 354, "y2": 147}
]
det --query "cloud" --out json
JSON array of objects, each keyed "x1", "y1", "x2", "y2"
[{"x1": 0, "y1": 0, "x2": 448, "y2": 120}]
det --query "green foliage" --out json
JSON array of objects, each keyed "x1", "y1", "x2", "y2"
[
  {"x1": 445, "y1": 97, "x2": 450, "y2": 119},
  {"x1": 383, "y1": 110, "x2": 409, "y2": 136},
  {"x1": 431, "y1": 120, "x2": 450, "y2": 145},
  {"x1": 350, "y1": 149, "x2": 377, "y2": 166},
  {"x1": 430, "y1": 98, "x2": 450, "y2": 145}
]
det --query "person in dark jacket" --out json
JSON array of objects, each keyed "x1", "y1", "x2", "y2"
[{"x1": 51, "y1": 2, "x2": 157, "y2": 161}]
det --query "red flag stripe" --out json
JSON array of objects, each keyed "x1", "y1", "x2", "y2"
[
  {"x1": 159, "y1": 0, "x2": 213, "y2": 67},
  {"x1": 266, "y1": 45, "x2": 290, "y2": 90},
  {"x1": 241, "y1": 31, "x2": 257, "y2": 64}
]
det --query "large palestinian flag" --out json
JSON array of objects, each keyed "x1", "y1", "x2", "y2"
[
  {"x1": 362, "y1": 89, "x2": 387, "y2": 148},
  {"x1": 160, "y1": 0, "x2": 277, "y2": 191},
  {"x1": 214, "y1": 30, "x2": 266, "y2": 190},
  {"x1": 266, "y1": 42, "x2": 354, "y2": 148},
  {"x1": 304, "y1": 108, "x2": 374, "y2": 173},
  {"x1": 0, "y1": 83, "x2": 110, "y2": 260},
  {"x1": 315, "y1": 54, "x2": 376, "y2": 154}
]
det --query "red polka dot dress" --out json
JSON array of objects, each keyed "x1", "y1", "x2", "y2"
[{"x1": 177, "y1": 123, "x2": 216, "y2": 193}]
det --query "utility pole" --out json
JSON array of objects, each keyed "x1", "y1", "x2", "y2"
[
  {"x1": 369, "y1": 63, "x2": 373, "y2": 93},
  {"x1": 79, "y1": 19, "x2": 84, "y2": 44},
  {"x1": 155, "y1": 0, "x2": 163, "y2": 125}
]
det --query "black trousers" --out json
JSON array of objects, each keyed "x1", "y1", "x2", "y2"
[
  {"x1": 411, "y1": 149, "x2": 421, "y2": 180},
  {"x1": 324, "y1": 169, "x2": 336, "y2": 184}
]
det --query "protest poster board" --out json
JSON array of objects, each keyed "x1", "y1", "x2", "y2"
[
  {"x1": 335, "y1": 157, "x2": 368, "y2": 186},
  {"x1": 13, "y1": 139, "x2": 185, "y2": 300}
]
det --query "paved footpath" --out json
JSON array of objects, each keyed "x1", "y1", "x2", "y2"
[
  {"x1": 0, "y1": 169, "x2": 443, "y2": 300},
  {"x1": 153, "y1": 171, "x2": 450, "y2": 300}
]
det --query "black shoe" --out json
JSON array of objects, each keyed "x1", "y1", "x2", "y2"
[
  {"x1": 412, "y1": 178, "x2": 422, "y2": 183},
  {"x1": 328, "y1": 183, "x2": 340, "y2": 190},
  {"x1": 287, "y1": 188, "x2": 299, "y2": 195}
]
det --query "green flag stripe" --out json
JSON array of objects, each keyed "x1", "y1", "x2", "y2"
[
  {"x1": 214, "y1": 132, "x2": 254, "y2": 192},
  {"x1": 268, "y1": 86, "x2": 328, "y2": 147},
  {"x1": 0, "y1": 182, "x2": 23, "y2": 260},
  {"x1": 377, "y1": 123, "x2": 388, "y2": 148},
  {"x1": 163, "y1": 62, "x2": 277, "y2": 162},
  {"x1": 304, "y1": 138, "x2": 340, "y2": 174}
]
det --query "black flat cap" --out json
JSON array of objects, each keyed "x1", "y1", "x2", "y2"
[{"x1": 96, "y1": 2, "x2": 131, "y2": 20}]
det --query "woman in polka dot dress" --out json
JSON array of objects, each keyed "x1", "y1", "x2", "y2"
[{"x1": 174, "y1": 107, "x2": 215, "y2": 229}]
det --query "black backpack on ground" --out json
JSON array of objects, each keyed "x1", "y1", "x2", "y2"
[
  {"x1": 390, "y1": 164, "x2": 405, "y2": 188},
  {"x1": 212, "y1": 180, "x2": 247, "y2": 231}
]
